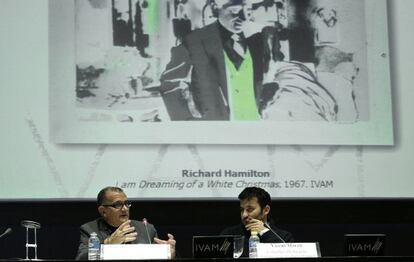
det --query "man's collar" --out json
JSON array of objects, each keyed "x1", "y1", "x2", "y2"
[
  {"x1": 217, "y1": 21, "x2": 245, "y2": 42},
  {"x1": 98, "y1": 217, "x2": 118, "y2": 233}
]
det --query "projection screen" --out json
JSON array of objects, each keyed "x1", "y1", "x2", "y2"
[{"x1": 0, "y1": 0, "x2": 412, "y2": 199}]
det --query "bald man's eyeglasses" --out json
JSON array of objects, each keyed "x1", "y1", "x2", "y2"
[{"x1": 102, "y1": 201, "x2": 132, "y2": 210}]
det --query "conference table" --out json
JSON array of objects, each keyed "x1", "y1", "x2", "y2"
[{"x1": 2, "y1": 257, "x2": 414, "y2": 262}]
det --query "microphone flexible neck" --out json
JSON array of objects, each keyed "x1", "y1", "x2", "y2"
[
  {"x1": 264, "y1": 223, "x2": 286, "y2": 243},
  {"x1": 142, "y1": 218, "x2": 152, "y2": 244},
  {"x1": 0, "y1": 228, "x2": 12, "y2": 239}
]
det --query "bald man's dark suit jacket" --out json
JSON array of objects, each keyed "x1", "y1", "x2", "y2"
[
  {"x1": 75, "y1": 218, "x2": 157, "y2": 260},
  {"x1": 160, "y1": 21, "x2": 266, "y2": 120}
]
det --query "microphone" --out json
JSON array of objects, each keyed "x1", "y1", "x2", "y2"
[
  {"x1": 264, "y1": 223, "x2": 286, "y2": 243},
  {"x1": 0, "y1": 228, "x2": 12, "y2": 239},
  {"x1": 142, "y1": 218, "x2": 152, "y2": 244}
]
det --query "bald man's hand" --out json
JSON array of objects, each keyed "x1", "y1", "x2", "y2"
[
  {"x1": 154, "y1": 233, "x2": 176, "y2": 259},
  {"x1": 104, "y1": 220, "x2": 137, "y2": 244}
]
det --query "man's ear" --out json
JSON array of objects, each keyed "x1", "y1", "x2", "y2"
[
  {"x1": 98, "y1": 206, "x2": 106, "y2": 217},
  {"x1": 263, "y1": 205, "x2": 270, "y2": 216}
]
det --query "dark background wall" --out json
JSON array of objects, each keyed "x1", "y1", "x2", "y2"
[{"x1": 0, "y1": 199, "x2": 413, "y2": 259}]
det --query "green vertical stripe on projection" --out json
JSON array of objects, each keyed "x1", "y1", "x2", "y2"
[
  {"x1": 225, "y1": 50, "x2": 259, "y2": 120},
  {"x1": 147, "y1": 0, "x2": 158, "y2": 35}
]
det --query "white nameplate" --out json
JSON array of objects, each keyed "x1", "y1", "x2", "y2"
[
  {"x1": 101, "y1": 244, "x2": 171, "y2": 260},
  {"x1": 256, "y1": 242, "x2": 321, "y2": 258}
]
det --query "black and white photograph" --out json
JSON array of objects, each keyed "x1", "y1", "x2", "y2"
[{"x1": 49, "y1": 0, "x2": 393, "y2": 144}]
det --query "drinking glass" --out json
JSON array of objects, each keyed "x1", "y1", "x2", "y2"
[{"x1": 233, "y1": 235, "x2": 244, "y2": 258}]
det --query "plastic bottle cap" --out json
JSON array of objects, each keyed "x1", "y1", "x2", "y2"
[{"x1": 251, "y1": 231, "x2": 258, "y2": 236}]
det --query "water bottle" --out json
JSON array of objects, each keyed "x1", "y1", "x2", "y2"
[
  {"x1": 88, "y1": 232, "x2": 100, "y2": 260},
  {"x1": 249, "y1": 231, "x2": 260, "y2": 258}
]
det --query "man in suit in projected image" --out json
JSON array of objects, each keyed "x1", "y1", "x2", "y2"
[
  {"x1": 160, "y1": 0, "x2": 272, "y2": 121},
  {"x1": 75, "y1": 186, "x2": 176, "y2": 260},
  {"x1": 221, "y1": 186, "x2": 294, "y2": 257},
  {"x1": 160, "y1": 0, "x2": 337, "y2": 121}
]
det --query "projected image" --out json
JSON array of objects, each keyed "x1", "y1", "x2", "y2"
[
  {"x1": 50, "y1": 0, "x2": 392, "y2": 144},
  {"x1": 74, "y1": 0, "x2": 366, "y2": 122}
]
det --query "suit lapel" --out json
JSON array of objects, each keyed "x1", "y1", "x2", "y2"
[
  {"x1": 202, "y1": 22, "x2": 228, "y2": 101},
  {"x1": 97, "y1": 218, "x2": 114, "y2": 241}
]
